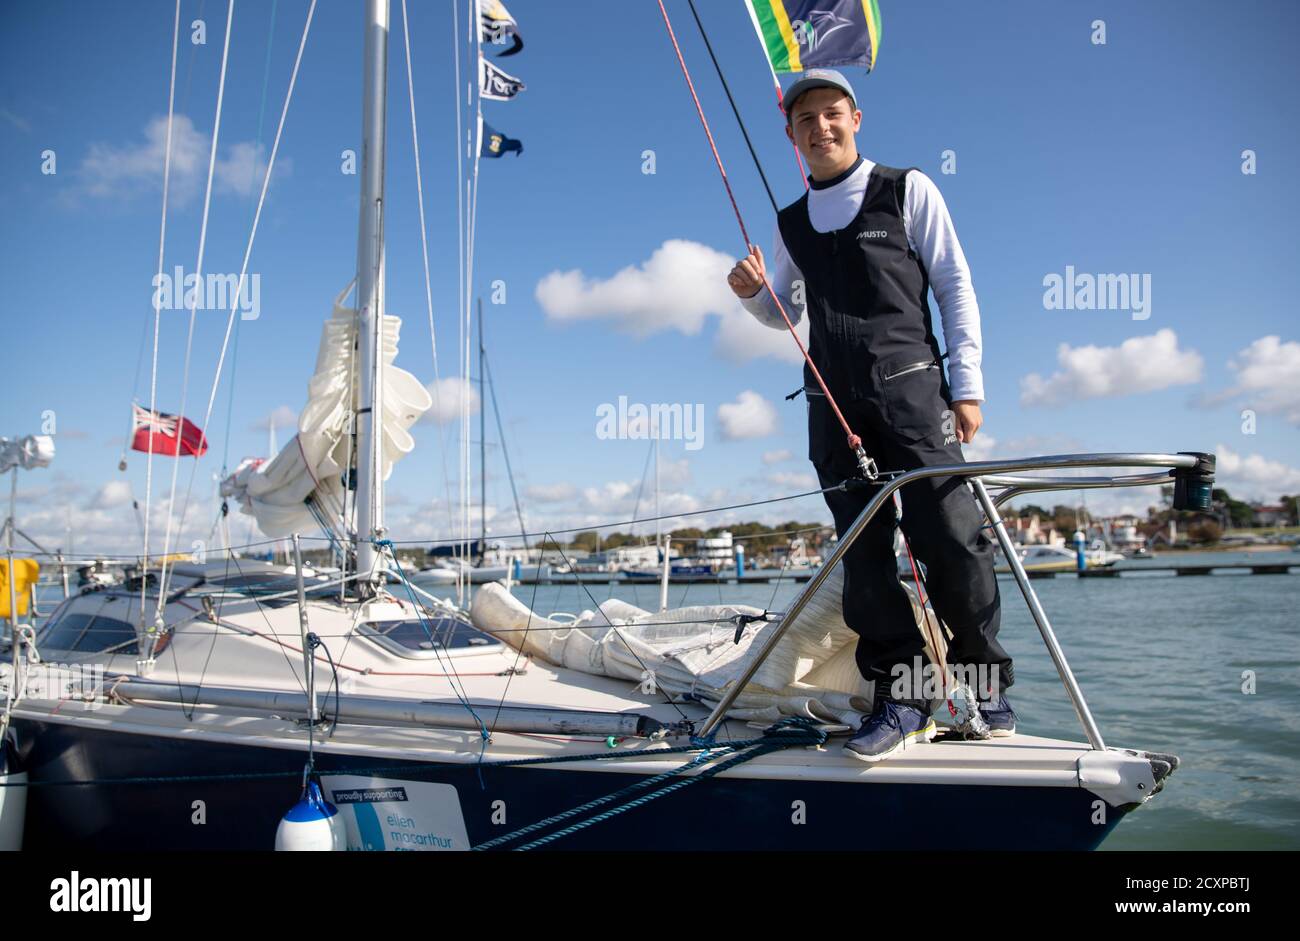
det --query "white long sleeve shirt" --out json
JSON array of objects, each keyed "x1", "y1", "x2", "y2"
[{"x1": 740, "y1": 157, "x2": 985, "y2": 403}]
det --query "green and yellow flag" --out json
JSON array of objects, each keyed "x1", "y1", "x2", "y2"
[{"x1": 745, "y1": 0, "x2": 882, "y2": 74}]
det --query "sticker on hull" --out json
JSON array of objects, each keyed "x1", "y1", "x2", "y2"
[{"x1": 324, "y1": 776, "x2": 468, "y2": 851}]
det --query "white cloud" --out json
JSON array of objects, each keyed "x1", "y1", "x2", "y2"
[
  {"x1": 717, "y1": 390, "x2": 778, "y2": 441},
  {"x1": 535, "y1": 239, "x2": 807, "y2": 364},
  {"x1": 1225, "y1": 336, "x2": 1300, "y2": 426},
  {"x1": 713, "y1": 301, "x2": 808, "y2": 365},
  {"x1": 250, "y1": 405, "x2": 298, "y2": 432},
  {"x1": 5, "y1": 481, "x2": 221, "y2": 557},
  {"x1": 959, "y1": 433, "x2": 999, "y2": 463},
  {"x1": 79, "y1": 115, "x2": 205, "y2": 202},
  {"x1": 214, "y1": 141, "x2": 280, "y2": 198},
  {"x1": 524, "y1": 482, "x2": 577, "y2": 503},
  {"x1": 579, "y1": 480, "x2": 636, "y2": 513},
  {"x1": 1214, "y1": 444, "x2": 1300, "y2": 500},
  {"x1": 422, "y1": 378, "x2": 480, "y2": 425},
  {"x1": 960, "y1": 432, "x2": 1085, "y2": 465},
  {"x1": 381, "y1": 497, "x2": 500, "y2": 545},
  {"x1": 1020, "y1": 329, "x2": 1203, "y2": 407},
  {"x1": 762, "y1": 448, "x2": 793, "y2": 465},
  {"x1": 89, "y1": 480, "x2": 133, "y2": 509},
  {"x1": 655, "y1": 457, "x2": 692, "y2": 488},
  {"x1": 380, "y1": 476, "x2": 836, "y2": 548},
  {"x1": 767, "y1": 470, "x2": 816, "y2": 490},
  {"x1": 75, "y1": 115, "x2": 285, "y2": 205},
  {"x1": 569, "y1": 478, "x2": 703, "y2": 527},
  {"x1": 0, "y1": 108, "x2": 30, "y2": 133}
]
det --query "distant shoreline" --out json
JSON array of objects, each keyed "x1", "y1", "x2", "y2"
[{"x1": 1148, "y1": 543, "x2": 1292, "y2": 555}]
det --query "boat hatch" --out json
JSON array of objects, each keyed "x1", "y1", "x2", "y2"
[
  {"x1": 37, "y1": 612, "x2": 140, "y2": 656},
  {"x1": 357, "y1": 616, "x2": 504, "y2": 660}
]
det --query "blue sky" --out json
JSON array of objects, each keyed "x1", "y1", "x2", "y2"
[{"x1": 2, "y1": 0, "x2": 1298, "y2": 555}]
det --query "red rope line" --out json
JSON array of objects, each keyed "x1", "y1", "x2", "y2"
[
  {"x1": 771, "y1": 81, "x2": 810, "y2": 190},
  {"x1": 655, "y1": 0, "x2": 864, "y2": 460}
]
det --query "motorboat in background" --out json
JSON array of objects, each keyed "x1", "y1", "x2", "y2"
[
  {"x1": 415, "y1": 553, "x2": 549, "y2": 585},
  {"x1": 619, "y1": 559, "x2": 719, "y2": 582},
  {"x1": 994, "y1": 542, "x2": 1122, "y2": 574}
]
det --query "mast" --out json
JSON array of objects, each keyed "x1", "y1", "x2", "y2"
[
  {"x1": 654, "y1": 425, "x2": 661, "y2": 551},
  {"x1": 478, "y1": 297, "x2": 486, "y2": 567},
  {"x1": 354, "y1": 0, "x2": 389, "y2": 587}
]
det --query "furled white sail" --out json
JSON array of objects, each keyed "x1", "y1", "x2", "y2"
[
  {"x1": 470, "y1": 565, "x2": 945, "y2": 727},
  {"x1": 221, "y1": 284, "x2": 432, "y2": 538}
]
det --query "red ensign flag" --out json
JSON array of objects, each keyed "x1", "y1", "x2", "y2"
[{"x1": 130, "y1": 404, "x2": 208, "y2": 457}]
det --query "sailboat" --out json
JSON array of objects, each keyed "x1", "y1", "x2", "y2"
[
  {"x1": 414, "y1": 301, "x2": 549, "y2": 587},
  {"x1": 0, "y1": 1, "x2": 1213, "y2": 851}
]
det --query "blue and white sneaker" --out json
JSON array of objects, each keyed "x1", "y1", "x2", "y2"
[
  {"x1": 843, "y1": 699, "x2": 937, "y2": 763},
  {"x1": 979, "y1": 693, "x2": 1017, "y2": 737}
]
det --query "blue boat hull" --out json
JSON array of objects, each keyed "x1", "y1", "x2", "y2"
[{"x1": 12, "y1": 719, "x2": 1127, "y2": 850}]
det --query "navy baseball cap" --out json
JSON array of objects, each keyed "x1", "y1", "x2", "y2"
[{"x1": 782, "y1": 69, "x2": 857, "y2": 118}]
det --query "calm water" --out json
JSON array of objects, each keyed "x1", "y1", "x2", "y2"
[{"x1": 430, "y1": 549, "x2": 1300, "y2": 850}]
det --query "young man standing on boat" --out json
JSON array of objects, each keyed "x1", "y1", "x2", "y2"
[{"x1": 725, "y1": 69, "x2": 1015, "y2": 761}]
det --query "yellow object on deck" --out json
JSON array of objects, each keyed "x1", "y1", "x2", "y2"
[{"x1": 0, "y1": 558, "x2": 40, "y2": 618}]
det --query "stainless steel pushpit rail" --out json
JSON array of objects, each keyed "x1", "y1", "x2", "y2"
[{"x1": 696, "y1": 452, "x2": 1214, "y2": 747}]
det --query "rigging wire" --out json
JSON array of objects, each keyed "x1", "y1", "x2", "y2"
[
  {"x1": 154, "y1": 0, "x2": 237, "y2": 621},
  {"x1": 456, "y1": 9, "x2": 471, "y2": 601},
  {"x1": 482, "y1": 352, "x2": 529, "y2": 553},
  {"x1": 161, "y1": 0, "x2": 318, "y2": 607},
  {"x1": 654, "y1": 0, "x2": 875, "y2": 482},
  {"x1": 544, "y1": 537, "x2": 693, "y2": 725},
  {"x1": 628, "y1": 435, "x2": 656, "y2": 547},
  {"x1": 684, "y1": 0, "x2": 777, "y2": 214},
  {"x1": 219, "y1": 0, "x2": 281, "y2": 481},
  {"x1": 450, "y1": 0, "x2": 466, "y2": 602},
  {"x1": 454, "y1": 0, "x2": 486, "y2": 605},
  {"x1": 23, "y1": 489, "x2": 841, "y2": 565},
  {"x1": 399, "y1": 0, "x2": 458, "y2": 542},
  {"x1": 381, "y1": 478, "x2": 869, "y2": 546},
  {"x1": 120, "y1": 0, "x2": 211, "y2": 475},
  {"x1": 484, "y1": 547, "x2": 548, "y2": 749},
  {"x1": 140, "y1": 0, "x2": 183, "y2": 635},
  {"x1": 165, "y1": 532, "x2": 243, "y2": 722},
  {"x1": 377, "y1": 541, "x2": 491, "y2": 747}
]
